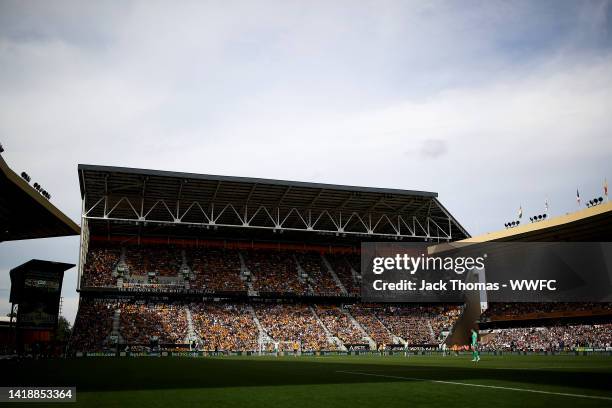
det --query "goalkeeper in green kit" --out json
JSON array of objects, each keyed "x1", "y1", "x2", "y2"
[{"x1": 471, "y1": 328, "x2": 480, "y2": 362}]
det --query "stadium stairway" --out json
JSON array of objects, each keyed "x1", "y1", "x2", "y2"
[
  {"x1": 247, "y1": 305, "x2": 273, "y2": 345},
  {"x1": 427, "y1": 320, "x2": 436, "y2": 341},
  {"x1": 351, "y1": 265, "x2": 361, "y2": 288},
  {"x1": 180, "y1": 250, "x2": 192, "y2": 281},
  {"x1": 184, "y1": 307, "x2": 200, "y2": 344},
  {"x1": 110, "y1": 309, "x2": 124, "y2": 344},
  {"x1": 293, "y1": 254, "x2": 314, "y2": 292},
  {"x1": 309, "y1": 306, "x2": 347, "y2": 351},
  {"x1": 393, "y1": 335, "x2": 407, "y2": 346},
  {"x1": 238, "y1": 252, "x2": 258, "y2": 296},
  {"x1": 342, "y1": 308, "x2": 376, "y2": 349},
  {"x1": 321, "y1": 254, "x2": 348, "y2": 295},
  {"x1": 114, "y1": 248, "x2": 129, "y2": 280},
  {"x1": 374, "y1": 314, "x2": 400, "y2": 345}
]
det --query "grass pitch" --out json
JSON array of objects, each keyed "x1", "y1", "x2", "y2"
[{"x1": 1, "y1": 354, "x2": 611, "y2": 407}]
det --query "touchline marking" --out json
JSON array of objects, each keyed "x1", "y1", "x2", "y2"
[{"x1": 336, "y1": 370, "x2": 612, "y2": 401}]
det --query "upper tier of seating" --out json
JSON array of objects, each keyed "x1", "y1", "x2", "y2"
[{"x1": 81, "y1": 245, "x2": 359, "y2": 297}]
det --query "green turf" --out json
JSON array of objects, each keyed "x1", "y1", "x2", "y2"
[{"x1": 1, "y1": 354, "x2": 611, "y2": 407}]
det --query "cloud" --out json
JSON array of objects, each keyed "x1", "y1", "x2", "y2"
[
  {"x1": 413, "y1": 139, "x2": 448, "y2": 159},
  {"x1": 0, "y1": 0, "x2": 611, "y2": 323}
]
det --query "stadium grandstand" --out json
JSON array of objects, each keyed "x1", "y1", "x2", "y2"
[
  {"x1": 463, "y1": 202, "x2": 612, "y2": 353},
  {"x1": 69, "y1": 164, "x2": 611, "y2": 356},
  {"x1": 1, "y1": 153, "x2": 79, "y2": 242},
  {"x1": 0, "y1": 151, "x2": 79, "y2": 355},
  {"x1": 70, "y1": 164, "x2": 469, "y2": 354}
]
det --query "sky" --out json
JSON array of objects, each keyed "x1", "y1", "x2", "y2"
[{"x1": 0, "y1": 0, "x2": 611, "y2": 325}]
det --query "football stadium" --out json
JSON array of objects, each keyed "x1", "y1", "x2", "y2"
[
  {"x1": 1, "y1": 2, "x2": 612, "y2": 408},
  {"x1": 1, "y1": 155, "x2": 611, "y2": 407}
]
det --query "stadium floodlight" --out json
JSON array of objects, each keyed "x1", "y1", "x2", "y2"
[
  {"x1": 587, "y1": 197, "x2": 604, "y2": 207},
  {"x1": 530, "y1": 213, "x2": 548, "y2": 222}
]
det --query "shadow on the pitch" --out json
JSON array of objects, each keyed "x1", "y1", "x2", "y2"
[{"x1": 0, "y1": 357, "x2": 610, "y2": 394}]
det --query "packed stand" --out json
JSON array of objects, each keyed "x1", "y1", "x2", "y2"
[
  {"x1": 297, "y1": 252, "x2": 342, "y2": 295},
  {"x1": 481, "y1": 324, "x2": 612, "y2": 351},
  {"x1": 348, "y1": 305, "x2": 394, "y2": 345},
  {"x1": 244, "y1": 250, "x2": 309, "y2": 295},
  {"x1": 191, "y1": 303, "x2": 258, "y2": 351},
  {"x1": 82, "y1": 247, "x2": 121, "y2": 287},
  {"x1": 119, "y1": 302, "x2": 188, "y2": 344},
  {"x1": 69, "y1": 299, "x2": 115, "y2": 351},
  {"x1": 375, "y1": 304, "x2": 462, "y2": 345},
  {"x1": 188, "y1": 248, "x2": 246, "y2": 292},
  {"x1": 326, "y1": 253, "x2": 360, "y2": 295},
  {"x1": 255, "y1": 304, "x2": 331, "y2": 351},
  {"x1": 315, "y1": 305, "x2": 364, "y2": 344},
  {"x1": 124, "y1": 246, "x2": 181, "y2": 277},
  {"x1": 481, "y1": 303, "x2": 612, "y2": 320}
]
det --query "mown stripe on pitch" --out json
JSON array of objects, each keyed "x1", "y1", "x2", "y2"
[{"x1": 336, "y1": 370, "x2": 612, "y2": 401}]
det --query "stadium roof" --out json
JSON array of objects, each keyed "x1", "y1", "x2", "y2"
[
  {"x1": 461, "y1": 201, "x2": 612, "y2": 242},
  {"x1": 0, "y1": 154, "x2": 80, "y2": 242},
  {"x1": 78, "y1": 164, "x2": 469, "y2": 242}
]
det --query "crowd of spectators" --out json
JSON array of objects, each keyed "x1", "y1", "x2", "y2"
[
  {"x1": 315, "y1": 305, "x2": 364, "y2": 344},
  {"x1": 191, "y1": 303, "x2": 258, "y2": 351},
  {"x1": 297, "y1": 252, "x2": 342, "y2": 295},
  {"x1": 81, "y1": 246, "x2": 366, "y2": 297},
  {"x1": 124, "y1": 246, "x2": 181, "y2": 277},
  {"x1": 481, "y1": 303, "x2": 612, "y2": 320},
  {"x1": 69, "y1": 299, "x2": 115, "y2": 351},
  {"x1": 481, "y1": 324, "x2": 612, "y2": 351},
  {"x1": 188, "y1": 248, "x2": 245, "y2": 292},
  {"x1": 69, "y1": 297, "x2": 611, "y2": 353},
  {"x1": 348, "y1": 305, "x2": 394, "y2": 345},
  {"x1": 326, "y1": 253, "x2": 360, "y2": 295},
  {"x1": 81, "y1": 247, "x2": 121, "y2": 287},
  {"x1": 346, "y1": 254, "x2": 361, "y2": 274},
  {"x1": 255, "y1": 304, "x2": 331, "y2": 351},
  {"x1": 119, "y1": 302, "x2": 188, "y2": 344},
  {"x1": 375, "y1": 304, "x2": 462, "y2": 345},
  {"x1": 244, "y1": 250, "x2": 309, "y2": 294}
]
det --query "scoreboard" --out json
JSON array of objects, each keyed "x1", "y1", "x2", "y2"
[{"x1": 9, "y1": 260, "x2": 74, "y2": 330}]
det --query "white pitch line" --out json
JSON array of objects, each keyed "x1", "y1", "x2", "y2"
[{"x1": 336, "y1": 370, "x2": 612, "y2": 401}]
